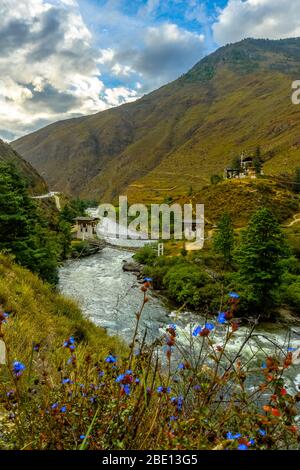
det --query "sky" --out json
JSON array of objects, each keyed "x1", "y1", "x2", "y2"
[{"x1": 1, "y1": 0, "x2": 300, "y2": 141}]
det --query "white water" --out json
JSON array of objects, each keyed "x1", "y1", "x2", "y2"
[
  {"x1": 59, "y1": 247, "x2": 171, "y2": 343},
  {"x1": 59, "y1": 247, "x2": 300, "y2": 392}
]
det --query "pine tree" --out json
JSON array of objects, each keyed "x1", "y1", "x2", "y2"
[
  {"x1": 231, "y1": 156, "x2": 241, "y2": 171},
  {"x1": 213, "y1": 213, "x2": 235, "y2": 268},
  {"x1": 293, "y1": 168, "x2": 300, "y2": 193},
  {"x1": 235, "y1": 208, "x2": 289, "y2": 313},
  {"x1": 253, "y1": 146, "x2": 263, "y2": 175},
  {"x1": 0, "y1": 161, "x2": 59, "y2": 283}
]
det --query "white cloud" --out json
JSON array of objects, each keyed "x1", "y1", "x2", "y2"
[
  {"x1": 0, "y1": 0, "x2": 138, "y2": 140},
  {"x1": 0, "y1": 0, "x2": 208, "y2": 140},
  {"x1": 213, "y1": 0, "x2": 300, "y2": 45},
  {"x1": 77, "y1": 1, "x2": 207, "y2": 92}
]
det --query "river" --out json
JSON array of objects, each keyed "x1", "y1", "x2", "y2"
[{"x1": 59, "y1": 247, "x2": 300, "y2": 393}]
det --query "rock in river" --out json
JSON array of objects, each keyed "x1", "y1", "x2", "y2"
[{"x1": 122, "y1": 261, "x2": 141, "y2": 273}]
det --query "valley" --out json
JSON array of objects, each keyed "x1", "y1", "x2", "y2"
[{"x1": 12, "y1": 38, "x2": 300, "y2": 204}]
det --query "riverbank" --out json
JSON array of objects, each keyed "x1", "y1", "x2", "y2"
[
  {"x1": 59, "y1": 247, "x2": 172, "y2": 343},
  {"x1": 1, "y1": 250, "x2": 299, "y2": 450},
  {"x1": 58, "y1": 246, "x2": 300, "y2": 394},
  {"x1": 0, "y1": 252, "x2": 126, "y2": 372}
]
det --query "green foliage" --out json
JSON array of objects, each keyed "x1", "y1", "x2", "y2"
[
  {"x1": 253, "y1": 146, "x2": 263, "y2": 175},
  {"x1": 213, "y1": 213, "x2": 235, "y2": 267},
  {"x1": 163, "y1": 264, "x2": 219, "y2": 310},
  {"x1": 293, "y1": 168, "x2": 300, "y2": 193},
  {"x1": 286, "y1": 225, "x2": 300, "y2": 259},
  {"x1": 235, "y1": 208, "x2": 290, "y2": 314},
  {"x1": 0, "y1": 139, "x2": 47, "y2": 194},
  {"x1": 60, "y1": 198, "x2": 98, "y2": 224},
  {"x1": 210, "y1": 174, "x2": 223, "y2": 185},
  {"x1": 282, "y1": 279, "x2": 300, "y2": 311},
  {"x1": 0, "y1": 253, "x2": 124, "y2": 377},
  {"x1": 133, "y1": 244, "x2": 157, "y2": 265},
  {"x1": 0, "y1": 162, "x2": 63, "y2": 284},
  {"x1": 231, "y1": 156, "x2": 241, "y2": 171}
]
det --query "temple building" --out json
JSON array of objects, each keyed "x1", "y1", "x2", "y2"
[
  {"x1": 74, "y1": 217, "x2": 99, "y2": 240},
  {"x1": 225, "y1": 153, "x2": 263, "y2": 180}
]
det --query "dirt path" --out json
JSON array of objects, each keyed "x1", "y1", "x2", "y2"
[{"x1": 285, "y1": 213, "x2": 300, "y2": 228}]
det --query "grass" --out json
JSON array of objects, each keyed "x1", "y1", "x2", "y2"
[
  {"x1": 176, "y1": 177, "x2": 300, "y2": 228},
  {"x1": 0, "y1": 253, "x2": 125, "y2": 372},
  {"x1": 0, "y1": 272, "x2": 299, "y2": 450}
]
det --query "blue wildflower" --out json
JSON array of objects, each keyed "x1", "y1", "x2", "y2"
[
  {"x1": 105, "y1": 354, "x2": 116, "y2": 363},
  {"x1": 178, "y1": 363, "x2": 186, "y2": 370},
  {"x1": 205, "y1": 323, "x2": 215, "y2": 331},
  {"x1": 51, "y1": 403, "x2": 59, "y2": 410},
  {"x1": 12, "y1": 361, "x2": 26, "y2": 377},
  {"x1": 116, "y1": 370, "x2": 133, "y2": 383},
  {"x1": 261, "y1": 362, "x2": 267, "y2": 369},
  {"x1": 287, "y1": 347, "x2": 297, "y2": 352},
  {"x1": 122, "y1": 384, "x2": 131, "y2": 395},
  {"x1": 0, "y1": 311, "x2": 9, "y2": 324},
  {"x1": 62, "y1": 378, "x2": 71, "y2": 385},
  {"x1": 171, "y1": 396, "x2": 184, "y2": 411},
  {"x1": 143, "y1": 277, "x2": 153, "y2": 282},
  {"x1": 170, "y1": 415, "x2": 178, "y2": 421},
  {"x1": 98, "y1": 371, "x2": 104, "y2": 378},
  {"x1": 217, "y1": 312, "x2": 227, "y2": 324},
  {"x1": 192, "y1": 325, "x2": 202, "y2": 337},
  {"x1": 33, "y1": 343, "x2": 41, "y2": 352},
  {"x1": 238, "y1": 444, "x2": 248, "y2": 450},
  {"x1": 80, "y1": 435, "x2": 85, "y2": 440},
  {"x1": 226, "y1": 432, "x2": 241, "y2": 440},
  {"x1": 248, "y1": 439, "x2": 255, "y2": 445},
  {"x1": 157, "y1": 386, "x2": 171, "y2": 394},
  {"x1": 116, "y1": 373, "x2": 125, "y2": 383},
  {"x1": 63, "y1": 337, "x2": 75, "y2": 351},
  {"x1": 67, "y1": 355, "x2": 76, "y2": 365},
  {"x1": 258, "y1": 429, "x2": 266, "y2": 436},
  {"x1": 60, "y1": 406, "x2": 67, "y2": 413},
  {"x1": 229, "y1": 292, "x2": 240, "y2": 299}
]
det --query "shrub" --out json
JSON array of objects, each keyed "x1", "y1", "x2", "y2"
[
  {"x1": 163, "y1": 264, "x2": 216, "y2": 309},
  {"x1": 281, "y1": 273, "x2": 300, "y2": 312},
  {"x1": 133, "y1": 245, "x2": 157, "y2": 265}
]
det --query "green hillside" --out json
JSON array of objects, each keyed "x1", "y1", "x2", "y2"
[
  {"x1": 0, "y1": 139, "x2": 47, "y2": 195},
  {"x1": 178, "y1": 177, "x2": 300, "y2": 227},
  {"x1": 12, "y1": 38, "x2": 300, "y2": 203},
  {"x1": 0, "y1": 253, "x2": 123, "y2": 375}
]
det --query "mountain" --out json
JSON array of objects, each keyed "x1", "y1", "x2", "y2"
[
  {"x1": 0, "y1": 139, "x2": 47, "y2": 194},
  {"x1": 12, "y1": 38, "x2": 300, "y2": 203}
]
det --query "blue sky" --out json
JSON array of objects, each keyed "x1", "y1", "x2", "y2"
[{"x1": 1, "y1": 0, "x2": 300, "y2": 140}]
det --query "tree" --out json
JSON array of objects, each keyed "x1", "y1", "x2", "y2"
[
  {"x1": 188, "y1": 186, "x2": 193, "y2": 196},
  {"x1": 293, "y1": 168, "x2": 300, "y2": 193},
  {"x1": 210, "y1": 174, "x2": 223, "y2": 185},
  {"x1": 213, "y1": 213, "x2": 235, "y2": 268},
  {"x1": 235, "y1": 208, "x2": 289, "y2": 313},
  {"x1": 231, "y1": 156, "x2": 241, "y2": 171},
  {"x1": 0, "y1": 162, "x2": 60, "y2": 284},
  {"x1": 253, "y1": 146, "x2": 263, "y2": 175}
]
